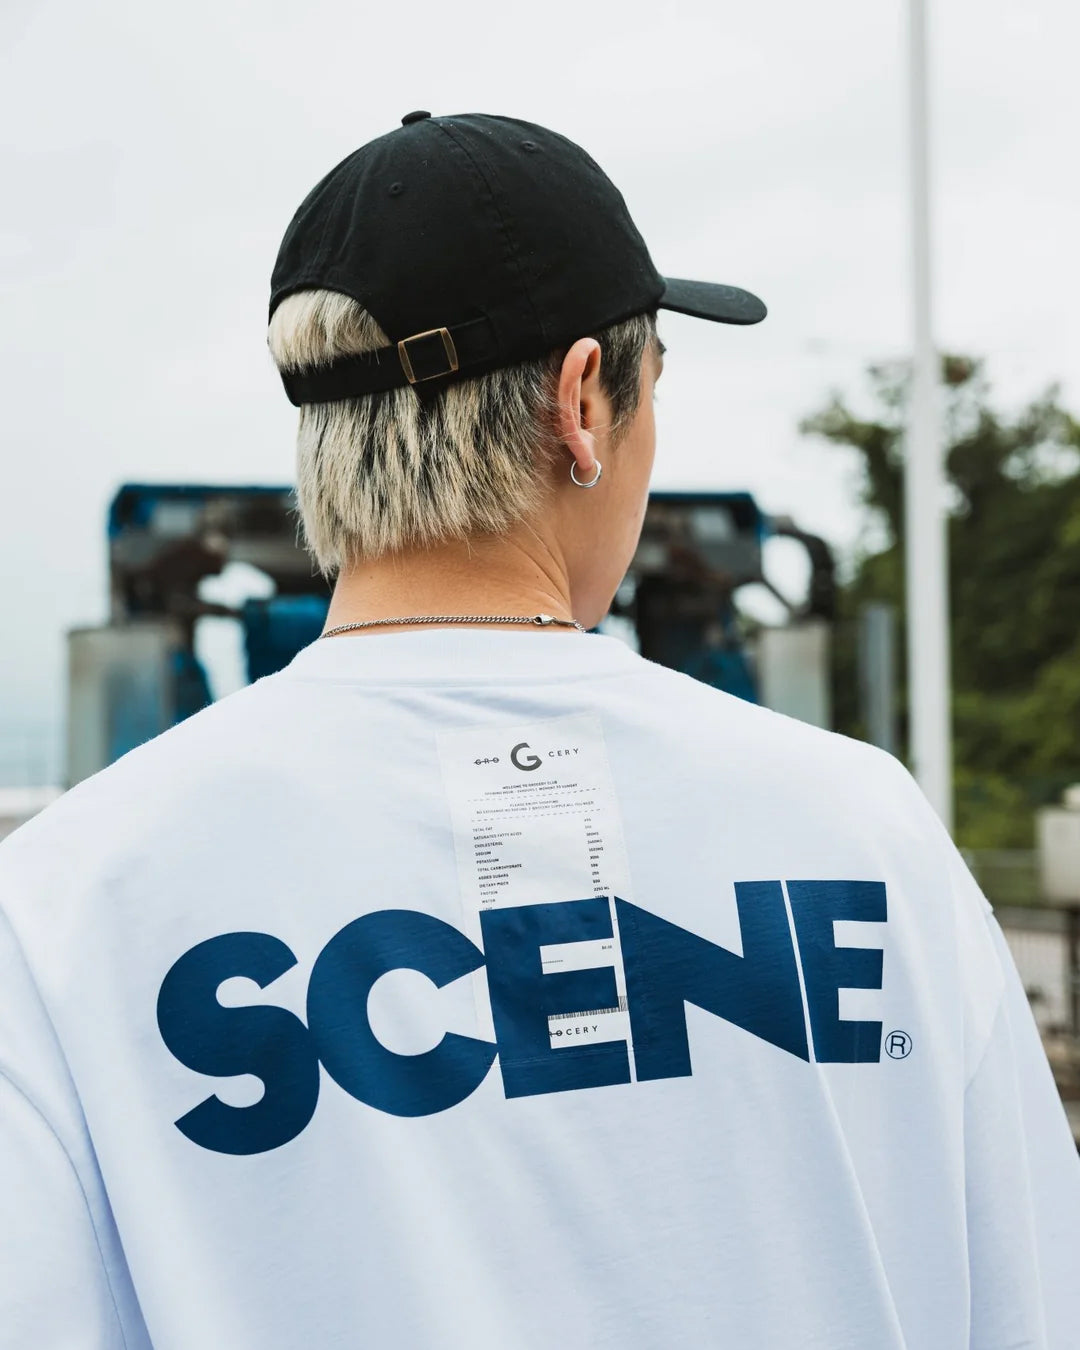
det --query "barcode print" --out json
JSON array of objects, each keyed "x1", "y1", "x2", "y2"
[{"x1": 548, "y1": 996, "x2": 628, "y2": 1022}]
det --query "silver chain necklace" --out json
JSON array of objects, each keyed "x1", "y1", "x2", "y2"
[{"x1": 320, "y1": 612, "x2": 587, "y2": 639}]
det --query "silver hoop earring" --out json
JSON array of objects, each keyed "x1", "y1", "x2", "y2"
[{"x1": 570, "y1": 459, "x2": 603, "y2": 488}]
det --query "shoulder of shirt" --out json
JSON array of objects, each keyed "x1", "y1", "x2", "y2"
[
  {"x1": 629, "y1": 651, "x2": 960, "y2": 862},
  {"x1": 0, "y1": 675, "x2": 283, "y2": 908},
  {"x1": 629, "y1": 649, "x2": 918, "y2": 783}
]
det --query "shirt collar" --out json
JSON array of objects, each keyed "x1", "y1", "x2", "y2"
[{"x1": 281, "y1": 626, "x2": 642, "y2": 686}]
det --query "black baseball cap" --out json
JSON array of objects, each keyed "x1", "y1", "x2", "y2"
[{"x1": 270, "y1": 111, "x2": 766, "y2": 406}]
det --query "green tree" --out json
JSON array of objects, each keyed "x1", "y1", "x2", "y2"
[{"x1": 801, "y1": 358, "x2": 1080, "y2": 846}]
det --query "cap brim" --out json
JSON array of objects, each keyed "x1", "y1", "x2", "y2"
[{"x1": 659, "y1": 277, "x2": 767, "y2": 326}]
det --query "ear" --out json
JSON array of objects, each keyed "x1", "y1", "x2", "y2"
[{"x1": 556, "y1": 337, "x2": 605, "y2": 480}]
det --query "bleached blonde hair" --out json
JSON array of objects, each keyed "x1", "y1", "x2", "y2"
[{"x1": 267, "y1": 289, "x2": 656, "y2": 575}]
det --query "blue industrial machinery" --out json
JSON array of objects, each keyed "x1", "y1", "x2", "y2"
[{"x1": 616, "y1": 490, "x2": 834, "y2": 702}]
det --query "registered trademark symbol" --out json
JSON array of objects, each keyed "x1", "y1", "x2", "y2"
[{"x1": 885, "y1": 1029, "x2": 912, "y2": 1059}]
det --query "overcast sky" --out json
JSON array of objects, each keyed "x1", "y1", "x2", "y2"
[{"x1": 2, "y1": 0, "x2": 1078, "y2": 781}]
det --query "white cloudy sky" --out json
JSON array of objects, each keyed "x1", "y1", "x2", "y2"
[{"x1": 2, "y1": 0, "x2": 1078, "y2": 781}]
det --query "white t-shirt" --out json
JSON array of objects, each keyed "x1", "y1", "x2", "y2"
[{"x1": 1, "y1": 628, "x2": 1077, "y2": 1349}]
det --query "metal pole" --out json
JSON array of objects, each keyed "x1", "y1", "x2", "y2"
[{"x1": 905, "y1": 0, "x2": 953, "y2": 830}]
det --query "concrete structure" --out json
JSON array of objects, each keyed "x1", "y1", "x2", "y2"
[{"x1": 0, "y1": 786, "x2": 62, "y2": 843}]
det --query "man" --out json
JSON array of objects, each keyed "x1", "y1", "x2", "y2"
[{"x1": 1, "y1": 111, "x2": 1078, "y2": 1348}]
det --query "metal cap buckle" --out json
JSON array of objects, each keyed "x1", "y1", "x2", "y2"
[{"x1": 397, "y1": 327, "x2": 460, "y2": 384}]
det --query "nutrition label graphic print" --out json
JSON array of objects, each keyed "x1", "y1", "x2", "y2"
[{"x1": 437, "y1": 712, "x2": 634, "y2": 1052}]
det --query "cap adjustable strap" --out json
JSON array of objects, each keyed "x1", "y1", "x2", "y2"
[
  {"x1": 280, "y1": 314, "x2": 499, "y2": 406},
  {"x1": 397, "y1": 328, "x2": 459, "y2": 384}
]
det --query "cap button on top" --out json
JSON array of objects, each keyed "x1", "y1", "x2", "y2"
[{"x1": 401, "y1": 110, "x2": 431, "y2": 126}]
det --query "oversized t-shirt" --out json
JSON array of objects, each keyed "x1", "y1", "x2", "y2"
[{"x1": 1, "y1": 627, "x2": 1078, "y2": 1349}]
